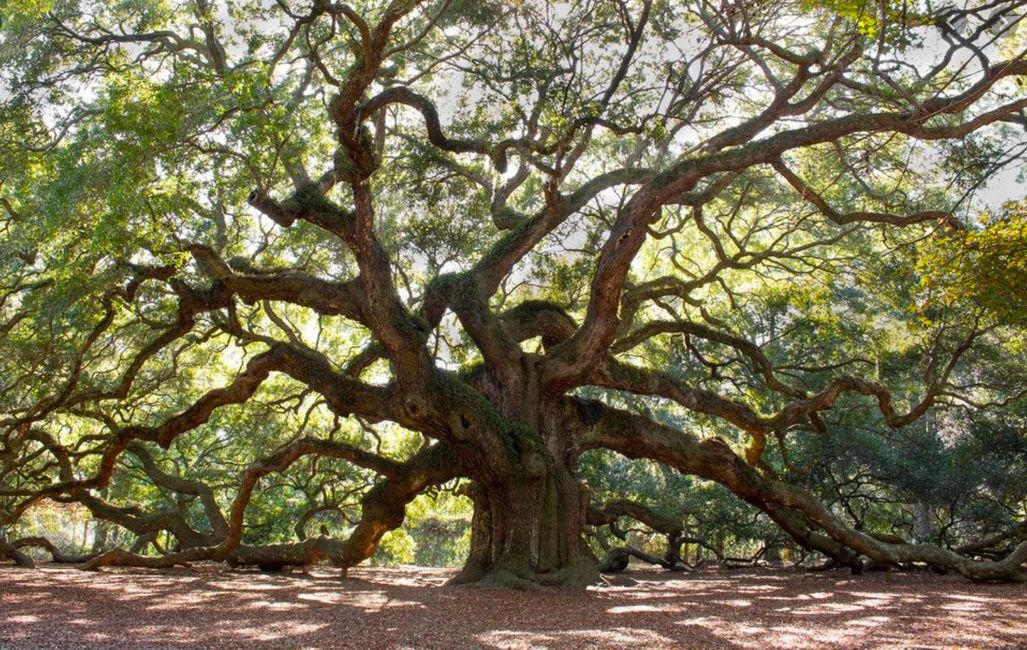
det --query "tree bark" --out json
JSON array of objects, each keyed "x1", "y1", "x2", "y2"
[
  {"x1": 0, "y1": 538, "x2": 36, "y2": 568},
  {"x1": 580, "y1": 400, "x2": 1027, "y2": 582},
  {"x1": 449, "y1": 399, "x2": 598, "y2": 588},
  {"x1": 451, "y1": 462, "x2": 597, "y2": 588}
]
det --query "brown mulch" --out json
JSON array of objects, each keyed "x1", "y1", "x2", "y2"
[{"x1": 1, "y1": 564, "x2": 1024, "y2": 649}]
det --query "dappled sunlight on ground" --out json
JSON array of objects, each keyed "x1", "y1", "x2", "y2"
[{"x1": 1, "y1": 565, "x2": 1024, "y2": 648}]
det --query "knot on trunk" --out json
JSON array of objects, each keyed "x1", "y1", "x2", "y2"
[
  {"x1": 522, "y1": 450, "x2": 547, "y2": 479},
  {"x1": 448, "y1": 410, "x2": 476, "y2": 440},
  {"x1": 500, "y1": 300, "x2": 578, "y2": 349},
  {"x1": 401, "y1": 395, "x2": 428, "y2": 420},
  {"x1": 247, "y1": 189, "x2": 296, "y2": 227}
]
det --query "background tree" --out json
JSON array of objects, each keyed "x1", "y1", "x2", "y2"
[{"x1": 2, "y1": 0, "x2": 1027, "y2": 587}]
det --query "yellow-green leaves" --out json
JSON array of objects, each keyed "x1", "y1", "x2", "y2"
[
  {"x1": 801, "y1": 0, "x2": 930, "y2": 40},
  {"x1": 918, "y1": 203, "x2": 1027, "y2": 325}
]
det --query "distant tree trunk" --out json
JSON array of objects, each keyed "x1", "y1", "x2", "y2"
[
  {"x1": 765, "y1": 543, "x2": 783, "y2": 567},
  {"x1": 914, "y1": 503, "x2": 933, "y2": 543},
  {"x1": 91, "y1": 521, "x2": 110, "y2": 554}
]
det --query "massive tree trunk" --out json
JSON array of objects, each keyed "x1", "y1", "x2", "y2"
[
  {"x1": 455, "y1": 464, "x2": 596, "y2": 588},
  {"x1": 450, "y1": 396, "x2": 598, "y2": 588}
]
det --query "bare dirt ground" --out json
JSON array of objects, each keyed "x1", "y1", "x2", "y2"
[{"x1": 1, "y1": 564, "x2": 1025, "y2": 649}]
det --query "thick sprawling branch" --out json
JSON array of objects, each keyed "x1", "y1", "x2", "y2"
[
  {"x1": 771, "y1": 160, "x2": 958, "y2": 227},
  {"x1": 126, "y1": 442, "x2": 229, "y2": 539},
  {"x1": 190, "y1": 246, "x2": 367, "y2": 321},
  {"x1": 588, "y1": 499, "x2": 689, "y2": 573},
  {"x1": 543, "y1": 59, "x2": 1027, "y2": 390},
  {"x1": 361, "y1": 87, "x2": 521, "y2": 171},
  {"x1": 578, "y1": 401, "x2": 1027, "y2": 581},
  {"x1": 4, "y1": 343, "x2": 394, "y2": 526},
  {"x1": 82, "y1": 441, "x2": 460, "y2": 571},
  {"x1": 591, "y1": 355, "x2": 963, "y2": 465},
  {"x1": 0, "y1": 538, "x2": 36, "y2": 567},
  {"x1": 611, "y1": 319, "x2": 806, "y2": 398}
]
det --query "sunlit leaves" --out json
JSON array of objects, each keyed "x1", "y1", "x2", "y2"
[{"x1": 918, "y1": 202, "x2": 1027, "y2": 325}]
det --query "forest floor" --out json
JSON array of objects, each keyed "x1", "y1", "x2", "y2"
[{"x1": 0, "y1": 564, "x2": 1025, "y2": 649}]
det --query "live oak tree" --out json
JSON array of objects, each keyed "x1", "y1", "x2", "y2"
[{"x1": 2, "y1": 0, "x2": 1027, "y2": 587}]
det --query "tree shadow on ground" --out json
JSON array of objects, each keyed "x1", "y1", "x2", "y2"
[{"x1": 0, "y1": 564, "x2": 1024, "y2": 649}]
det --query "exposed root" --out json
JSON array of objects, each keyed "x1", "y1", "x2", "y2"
[{"x1": 448, "y1": 559, "x2": 600, "y2": 590}]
